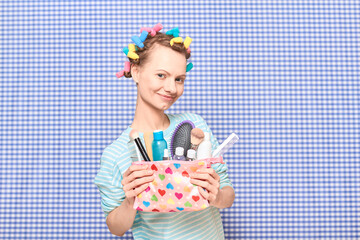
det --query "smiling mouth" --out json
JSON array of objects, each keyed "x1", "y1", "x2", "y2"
[{"x1": 158, "y1": 94, "x2": 174, "y2": 100}]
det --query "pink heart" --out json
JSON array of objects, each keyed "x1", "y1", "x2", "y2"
[
  {"x1": 165, "y1": 167, "x2": 173, "y2": 174},
  {"x1": 136, "y1": 207, "x2": 143, "y2": 211},
  {"x1": 175, "y1": 192, "x2": 183, "y2": 200},
  {"x1": 145, "y1": 186, "x2": 150, "y2": 192}
]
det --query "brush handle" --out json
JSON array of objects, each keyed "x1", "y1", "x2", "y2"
[
  {"x1": 190, "y1": 143, "x2": 199, "y2": 151},
  {"x1": 134, "y1": 138, "x2": 151, "y2": 162},
  {"x1": 133, "y1": 141, "x2": 142, "y2": 162},
  {"x1": 143, "y1": 132, "x2": 154, "y2": 161}
]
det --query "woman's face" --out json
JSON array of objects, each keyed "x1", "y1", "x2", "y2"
[{"x1": 132, "y1": 44, "x2": 187, "y2": 111}]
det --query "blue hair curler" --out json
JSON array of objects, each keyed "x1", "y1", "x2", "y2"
[
  {"x1": 139, "y1": 31, "x2": 148, "y2": 42},
  {"x1": 166, "y1": 27, "x2": 180, "y2": 37},
  {"x1": 186, "y1": 62, "x2": 193, "y2": 72},
  {"x1": 131, "y1": 35, "x2": 144, "y2": 48}
]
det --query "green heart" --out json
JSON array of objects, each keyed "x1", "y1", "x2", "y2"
[
  {"x1": 151, "y1": 195, "x2": 158, "y2": 202},
  {"x1": 159, "y1": 174, "x2": 165, "y2": 181},
  {"x1": 184, "y1": 201, "x2": 192, "y2": 208}
]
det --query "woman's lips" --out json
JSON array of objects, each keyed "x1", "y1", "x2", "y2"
[{"x1": 158, "y1": 93, "x2": 174, "y2": 101}]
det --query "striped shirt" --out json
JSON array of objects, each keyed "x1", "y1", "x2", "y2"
[{"x1": 94, "y1": 112, "x2": 233, "y2": 240}]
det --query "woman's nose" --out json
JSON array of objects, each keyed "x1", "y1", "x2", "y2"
[{"x1": 164, "y1": 78, "x2": 177, "y2": 93}]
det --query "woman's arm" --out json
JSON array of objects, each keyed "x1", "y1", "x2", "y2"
[
  {"x1": 106, "y1": 197, "x2": 138, "y2": 236},
  {"x1": 211, "y1": 186, "x2": 235, "y2": 209},
  {"x1": 106, "y1": 164, "x2": 154, "y2": 236}
]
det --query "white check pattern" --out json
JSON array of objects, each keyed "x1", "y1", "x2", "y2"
[{"x1": 1, "y1": 0, "x2": 359, "y2": 239}]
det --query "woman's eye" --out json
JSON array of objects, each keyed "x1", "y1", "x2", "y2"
[
  {"x1": 157, "y1": 74, "x2": 165, "y2": 78},
  {"x1": 176, "y1": 78, "x2": 185, "y2": 83}
]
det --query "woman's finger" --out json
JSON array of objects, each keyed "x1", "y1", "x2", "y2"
[
  {"x1": 190, "y1": 172, "x2": 219, "y2": 190},
  {"x1": 198, "y1": 186, "x2": 217, "y2": 203},
  {"x1": 121, "y1": 166, "x2": 152, "y2": 186},
  {"x1": 198, "y1": 186, "x2": 209, "y2": 199},
  {"x1": 127, "y1": 169, "x2": 154, "y2": 181},
  {"x1": 123, "y1": 164, "x2": 149, "y2": 178},
  {"x1": 190, "y1": 178, "x2": 218, "y2": 194},
  {"x1": 125, "y1": 183, "x2": 150, "y2": 199},
  {"x1": 195, "y1": 168, "x2": 220, "y2": 182},
  {"x1": 123, "y1": 175, "x2": 154, "y2": 192}
]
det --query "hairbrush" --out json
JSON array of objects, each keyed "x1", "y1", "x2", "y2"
[{"x1": 170, "y1": 120, "x2": 195, "y2": 158}]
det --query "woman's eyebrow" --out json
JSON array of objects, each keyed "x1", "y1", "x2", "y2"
[{"x1": 156, "y1": 69, "x2": 186, "y2": 77}]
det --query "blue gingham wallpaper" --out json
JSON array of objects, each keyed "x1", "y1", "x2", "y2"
[{"x1": 1, "y1": 1, "x2": 359, "y2": 239}]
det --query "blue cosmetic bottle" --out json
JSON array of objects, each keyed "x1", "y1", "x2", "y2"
[{"x1": 152, "y1": 130, "x2": 167, "y2": 161}]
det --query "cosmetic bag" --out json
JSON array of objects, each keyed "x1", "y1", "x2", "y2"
[{"x1": 132, "y1": 157, "x2": 224, "y2": 213}]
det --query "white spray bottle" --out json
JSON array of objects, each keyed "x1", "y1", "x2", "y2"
[{"x1": 196, "y1": 132, "x2": 212, "y2": 160}]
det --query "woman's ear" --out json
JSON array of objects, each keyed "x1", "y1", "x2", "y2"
[{"x1": 131, "y1": 64, "x2": 139, "y2": 84}]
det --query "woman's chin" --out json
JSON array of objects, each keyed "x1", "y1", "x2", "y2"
[{"x1": 155, "y1": 102, "x2": 173, "y2": 111}]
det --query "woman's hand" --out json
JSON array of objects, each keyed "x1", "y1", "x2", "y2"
[
  {"x1": 190, "y1": 168, "x2": 221, "y2": 207},
  {"x1": 121, "y1": 164, "x2": 154, "y2": 205}
]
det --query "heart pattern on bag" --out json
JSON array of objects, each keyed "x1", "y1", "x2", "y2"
[
  {"x1": 133, "y1": 160, "x2": 212, "y2": 212},
  {"x1": 132, "y1": 157, "x2": 224, "y2": 212}
]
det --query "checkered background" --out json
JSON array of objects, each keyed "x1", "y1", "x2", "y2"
[{"x1": 1, "y1": 1, "x2": 359, "y2": 239}]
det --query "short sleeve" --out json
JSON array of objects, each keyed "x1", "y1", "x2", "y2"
[
  {"x1": 94, "y1": 148, "x2": 127, "y2": 218},
  {"x1": 196, "y1": 114, "x2": 234, "y2": 190}
]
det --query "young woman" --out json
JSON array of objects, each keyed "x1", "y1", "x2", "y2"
[{"x1": 94, "y1": 24, "x2": 235, "y2": 240}]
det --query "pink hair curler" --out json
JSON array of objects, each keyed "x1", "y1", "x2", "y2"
[
  {"x1": 140, "y1": 27, "x2": 152, "y2": 32},
  {"x1": 124, "y1": 61, "x2": 131, "y2": 72},
  {"x1": 140, "y1": 23, "x2": 163, "y2": 37},
  {"x1": 152, "y1": 23, "x2": 163, "y2": 32},
  {"x1": 116, "y1": 70, "x2": 125, "y2": 78}
]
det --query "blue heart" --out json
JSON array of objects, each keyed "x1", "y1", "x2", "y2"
[
  {"x1": 176, "y1": 207, "x2": 184, "y2": 211},
  {"x1": 143, "y1": 201, "x2": 150, "y2": 207},
  {"x1": 173, "y1": 163, "x2": 181, "y2": 169},
  {"x1": 166, "y1": 183, "x2": 174, "y2": 190}
]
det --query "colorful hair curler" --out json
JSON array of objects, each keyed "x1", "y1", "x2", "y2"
[
  {"x1": 124, "y1": 61, "x2": 131, "y2": 72},
  {"x1": 186, "y1": 63, "x2": 193, "y2": 72},
  {"x1": 183, "y1": 37, "x2": 192, "y2": 49},
  {"x1": 127, "y1": 51, "x2": 139, "y2": 60},
  {"x1": 170, "y1": 37, "x2": 183, "y2": 46},
  {"x1": 166, "y1": 27, "x2": 180, "y2": 37},
  {"x1": 128, "y1": 44, "x2": 136, "y2": 52},
  {"x1": 139, "y1": 31, "x2": 148, "y2": 42},
  {"x1": 131, "y1": 35, "x2": 144, "y2": 48},
  {"x1": 116, "y1": 70, "x2": 125, "y2": 78}
]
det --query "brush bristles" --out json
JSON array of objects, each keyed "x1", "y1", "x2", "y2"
[
  {"x1": 190, "y1": 128, "x2": 205, "y2": 145},
  {"x1": 129, "y1": 129, "x2": 139, "y2": 140}
]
